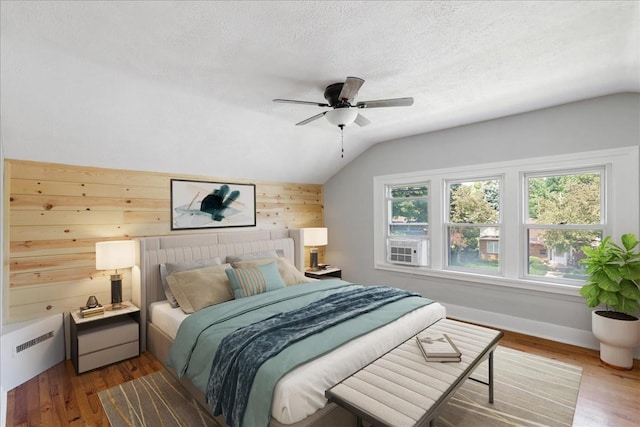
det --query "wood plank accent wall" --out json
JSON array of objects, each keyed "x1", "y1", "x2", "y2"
[{"x1": 4, "y1": 159, "x2": 324, "y2": 324}]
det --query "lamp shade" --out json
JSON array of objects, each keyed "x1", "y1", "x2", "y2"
[
  {"x1": 96, "y1": 240, "x2": 136, "y2": 270},
  {"x1": 325, "y1": 108, "x2": 358, "y2": 127},
  {"x1": 303, "y1": 228, "x2": 328, "y2": 247}
]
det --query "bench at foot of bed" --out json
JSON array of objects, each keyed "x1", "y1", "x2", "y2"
[{"x1": 325, "y1": 318, "x2": 503, "y2": 427}]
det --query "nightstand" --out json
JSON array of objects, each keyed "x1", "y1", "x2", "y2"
[
  {"x1": 70, "y1": 303, "x2": 140, "y2": 374},
  {"x1": 305, "y1": 267, "x2": 342, "y2": 280}
]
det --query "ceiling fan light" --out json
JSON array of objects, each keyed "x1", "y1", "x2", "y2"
[{"x1": 325, "y1": 108, "x2": 358, "y2": 126}]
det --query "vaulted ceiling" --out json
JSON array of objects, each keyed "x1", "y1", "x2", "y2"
[{"x1": 1, "y1": 1, "x2": 638, "y2": 183}]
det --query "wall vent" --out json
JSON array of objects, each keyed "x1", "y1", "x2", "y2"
[
  {"x1": 2, "y1": 313, "x2": 64, "y2": 392},
  {"x1": 15, "y1": 331, "x2": 54, "y2": 354}
]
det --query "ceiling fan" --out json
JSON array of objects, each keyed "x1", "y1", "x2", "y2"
[{"x1": 273, "y1": 76, "x2": 414, "y2": 128}]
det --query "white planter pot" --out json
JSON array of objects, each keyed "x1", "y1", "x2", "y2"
[{"x1": 592, "y1": 310, "x2": 640, "y2": 369}]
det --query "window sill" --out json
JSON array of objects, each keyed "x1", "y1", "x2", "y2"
[{"x1": 374, "y1": 262, "x2": 583, "y2": 300}]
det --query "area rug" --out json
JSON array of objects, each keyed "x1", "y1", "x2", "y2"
[
  {"x1": 99, "y1": 346, "x2": 582, "y2": 427},
  {"x1": 436, "y1": 346, "x2": 583, "y2": 426},
  {"x1": 99, "y1": 369, "x2": 222, "y2": 427}
]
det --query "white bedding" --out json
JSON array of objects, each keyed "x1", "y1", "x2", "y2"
[
  {"x1": 149, "y1": 299, "x2": 446, "y2": 425},
  {"x1": 149, "y1": 300, "x2": 187, "y2": 340}
]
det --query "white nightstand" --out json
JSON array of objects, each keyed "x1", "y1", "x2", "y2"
[
  {"x1": 305, "y1": 267, "x2": 342, "y2": 280},
  {"x1": 70, "y1": 303, "x2": 140, "y2": 374}
]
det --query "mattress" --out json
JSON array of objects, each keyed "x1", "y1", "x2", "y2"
[
  {"x1": 149, "y1": 300, "x2": 187, "y2": 340},
  {"x1": 149, "y1": 299, "x2": 446, "y2": 425}
]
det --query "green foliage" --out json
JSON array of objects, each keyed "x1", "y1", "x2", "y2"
[
  {"x1": 390, "y1": 185, "x2": 429, "y2": 224},
  {"x1": 580, "y1": 234, "x2": 640, "y2": 314},
  {"x1": 392, "y1": 199, "x2": 428, "y2": 223},
  {"x1": 528, "y1": 174, "x2": 601, "y2": 253},
  {"x1": 529, "y1": 256, "x2": 549, "y2": 275},
  {"x1": 449, "y1": 181, "x2": 499, "y2": 224},
  {"x1": 448, "y1": 181, "x2": 499, "y2": 255}
]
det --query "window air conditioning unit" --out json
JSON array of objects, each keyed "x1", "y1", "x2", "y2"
[{"x1": 387, "y1": 239, "x2": 428, "y2": 266}]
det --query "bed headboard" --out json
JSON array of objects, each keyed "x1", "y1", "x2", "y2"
[{"x1": 133, "y1": 229, "x2": 304, "y2": 350}]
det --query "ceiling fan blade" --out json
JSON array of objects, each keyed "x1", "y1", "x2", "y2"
[
  {"x1": 273, "y1": 98, "x2": 330, "y2": 107},
  {"x1": 354, "y1": 113, "x2": 371, "y2": 127},
  {"x1": 296, "y1": 112, "x2": 327, "y2": 126},
  {"x1": 356, "y1": 97, "x2": 414, "y2": 109},
  {"x1": 338, "y1": 77, "x2": 365, "y2": 103}
]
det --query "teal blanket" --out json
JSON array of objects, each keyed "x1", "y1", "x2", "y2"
[{"x1": 167, "y1": 280, "x2": 433, "y2": 427}]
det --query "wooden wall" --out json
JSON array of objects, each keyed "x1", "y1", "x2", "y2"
[{"x1": 4, "y1": 159, "x2": 324, "y2": 324}]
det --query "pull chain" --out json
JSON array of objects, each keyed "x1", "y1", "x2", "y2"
[{"x1": 339, "y1": 125, "x2": 344, "y2": 158}]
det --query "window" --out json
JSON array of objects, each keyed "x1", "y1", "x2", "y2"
[
  {"x1": 372, "y1": 147, "x2": 638, "y2": 295},
  {"x1": 385, "y1": 183, "x2": 429, "y2": 265},
  {"x1": 524, "y1": 170, "x2": 604, "y2": 282},
  {"x1": 446, "y1": 178, "x2": 501, "y2": 274},
  {"x1": 387, "y1": 184, "x2": 429, "y2": 238},
  {"x1": 487, "y1": 241, "x2": 500, "y2": 254}
]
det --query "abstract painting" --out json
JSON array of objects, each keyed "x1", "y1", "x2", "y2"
[{"x1": 171, "y1": 179, "x2": 256, "y2": 230}]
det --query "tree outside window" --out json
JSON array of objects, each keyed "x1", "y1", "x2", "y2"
[
  {"x1": 447, "y1": 179, "x2": 501, "y2": 272},
  {"x1": 526, "y1": 171, "x2": 604, "y2": 280},
  {"x1": 387, "y1": 184, "x2": 429, "y2": 238}
]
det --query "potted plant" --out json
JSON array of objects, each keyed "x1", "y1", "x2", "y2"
[{"x1": 580, "y1": 233, "x2": 640, "y2": 369}]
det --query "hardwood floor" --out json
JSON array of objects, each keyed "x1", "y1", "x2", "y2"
[
  {"x1": 499, "y1": 330, "x2": 640, "y2": 427},
  {"x1": 5, "y1": 330, "x2": 640, "y2": 426},
  {"x1": 6, "y1": 351, "x2": 164, "y2": 427}
]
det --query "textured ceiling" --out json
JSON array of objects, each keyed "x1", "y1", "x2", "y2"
[{"x1": 1, "y1": 1, "x2": 638, "y2": 183}]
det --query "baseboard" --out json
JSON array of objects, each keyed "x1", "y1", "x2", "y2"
[{"x1": 444, "y1": 303, "x2": 640, "y2": 360}]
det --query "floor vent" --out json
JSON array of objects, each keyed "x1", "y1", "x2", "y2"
[{"x1": 15, "y1": 331, "x2": 54, "y2": 354}]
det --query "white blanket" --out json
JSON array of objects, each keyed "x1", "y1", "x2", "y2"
[{"x1": 149, "y1": 300, "x2": 446, "y2": 424}]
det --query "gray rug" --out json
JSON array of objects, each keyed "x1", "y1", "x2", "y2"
[
  {"x1": 99, "y1": 369, "x2": 221, "y2": 427},
  {"x1": 436, "y1": 346, "x2": 582, "y2": 426},
  {"x1": 99, "y1": 346, "x2": 582, "y2": 427}
]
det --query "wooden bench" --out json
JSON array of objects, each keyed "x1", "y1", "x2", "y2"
[{"x1": 325, "y1": 318, "x2": 503, "y2": 427}]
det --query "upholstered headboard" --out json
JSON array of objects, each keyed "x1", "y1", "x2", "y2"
[{"x1": 133, "y1": 229, "x2": 304, "y2": 350}]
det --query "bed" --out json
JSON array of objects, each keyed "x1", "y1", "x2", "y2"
[{"x1": 133, "y1": 230, "x2": 446, "y2": 427}]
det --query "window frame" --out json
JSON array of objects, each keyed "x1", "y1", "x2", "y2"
[
  {"x1": 444, "y1": 176, "x2": 503, "y2": 276},
  {"x1": 521, "y1": 167, "x2": 607, "y2": 284},
  {"x1": 372, "y1": 147, "x2": 639, "y2": 297},
  {"x1": 384, "y1": 181, "x2": 431, "y2": 266}
]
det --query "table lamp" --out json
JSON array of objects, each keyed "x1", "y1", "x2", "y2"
[
  {"x1": 96, "y1": 240, "x2": 136, "y2": 309},
  {"x1": 303, "y1": 227, "x2": 328, "y2": 270}
]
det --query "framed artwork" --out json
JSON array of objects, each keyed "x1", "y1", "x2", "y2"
[{"x1": 170, "y1": 179, "x2": 256, "y2": 230}]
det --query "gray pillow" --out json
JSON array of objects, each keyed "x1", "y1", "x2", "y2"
[
  {"x1": 159, "y1": 257, "x2": 222, "y2": 307},
  {"x1": 225, "y1": 249, "x2": 284, "y2": 263}
]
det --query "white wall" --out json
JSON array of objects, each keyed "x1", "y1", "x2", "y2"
[{"x1": 324, "y1": 93, "x2": 640, "y2": 350}]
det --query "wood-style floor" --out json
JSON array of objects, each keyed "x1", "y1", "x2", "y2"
[{"x1": 5, "y1": 329, "x2": 640, "y2": 427}]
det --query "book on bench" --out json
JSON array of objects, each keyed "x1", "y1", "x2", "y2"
[{"x1": 416, "y1": 332, "x2": 462, "y2": 362}]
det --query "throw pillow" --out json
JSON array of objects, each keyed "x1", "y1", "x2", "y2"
[
  {"x1": 231, "y1": 257, "x2": 315, "y2": 286},
  {"x1": 165, "y1": 263, "x2": 233, "y2": 313},
  {"x1": 225, "y1": 262, "x2": 286, "y2": 298},
  {"x1": 159, "y1": 257, "x2": 222, "y2": 307}
]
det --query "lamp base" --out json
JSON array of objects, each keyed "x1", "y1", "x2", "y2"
[
  {"x1": 110, "y1": 274, "x2": 123, "y2": 309},
  {"x1": 310, "y1": 248, "x2": 319, "y2": 271}
]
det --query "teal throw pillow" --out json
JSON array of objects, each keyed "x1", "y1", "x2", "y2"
[{"x1": 225, "y1": 262, "x2": 286, "y2": 298}]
